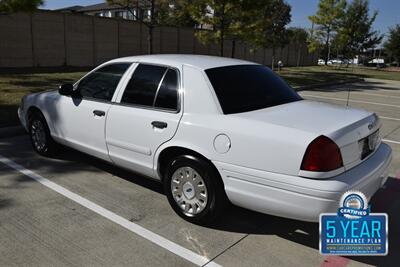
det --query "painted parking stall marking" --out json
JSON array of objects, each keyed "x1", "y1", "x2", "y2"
[
  {"x1": 301, "y1": 94, "x2": 400, "y2": 108},
  {"x1": 0, "y1": 154, "x2": 222, "y2": 267},
  {"x1": 380, "y1": 116, "x2": 400, "y2": 122},
  {"x1": 348, "y1": 91, "x2": 400, "y2": 99},
  {"x1": 382, "y1": 139, "x2": 400, "y2": 145}
]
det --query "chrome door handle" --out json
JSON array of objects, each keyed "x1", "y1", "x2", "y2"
[
  {"x1": 151, "y1": 121, "x2": 167, "y2": 129},
  {"x1": 93, "y1": 110, "x2": 105, "y2": 116}
]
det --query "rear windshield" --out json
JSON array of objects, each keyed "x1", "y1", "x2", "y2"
[{"x1": 205, "y1": 65, "x2": 302, "y2": 114}]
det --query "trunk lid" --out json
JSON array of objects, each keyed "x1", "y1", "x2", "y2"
[{"x1": 232, "y1": 100, "x2": 381, "y2": 173}]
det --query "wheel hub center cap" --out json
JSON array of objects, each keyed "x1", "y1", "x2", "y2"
[{"x1": 182, "y1": 182, "x2": 195, "y2": 199}]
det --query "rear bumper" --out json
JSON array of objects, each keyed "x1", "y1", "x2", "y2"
[{"x1": 213, "y1": 143, "x2": 392, "y2": 222}]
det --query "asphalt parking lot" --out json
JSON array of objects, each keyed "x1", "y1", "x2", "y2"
[{"x1": 0, "y1": 78, "x2": 399, "y2": 267}]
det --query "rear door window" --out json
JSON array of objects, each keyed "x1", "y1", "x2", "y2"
[
  {"x1": 121, "y1": 64, "x2": 167, "y2": 107},
  {"x1": 154, "y1": 69, "x2": 179, "y2": 111}
]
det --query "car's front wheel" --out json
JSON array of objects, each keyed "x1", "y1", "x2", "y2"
[
  {"x1": 164, "y1": 155, "x2": 227, "y2": 224},
  {"x1": 28, "y1": 111, "x2": 59, "y2": 156}
]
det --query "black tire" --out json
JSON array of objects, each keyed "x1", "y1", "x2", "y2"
[
  {"x1": 164, "y1": 155, "x2": 228, "y2": 224},
  {"x1": 28, "y1": 111, "x2": 59, "y2": 156}
]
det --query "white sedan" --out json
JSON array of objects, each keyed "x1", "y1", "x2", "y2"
[{"x1": 18, "y1": 55, "x2": 392, "y2": 224}]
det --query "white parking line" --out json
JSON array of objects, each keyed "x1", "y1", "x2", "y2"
[
  {"x1": 380, "y1": 116, "x2": 400, "y2": 121},
  {"x1": 0, "y1": 155, "x2": 222, "y2": 267},
  {"x1": 383, "y1": 139, "x2": 400, "y2": 145},
  {"x1": 374, "y1": 88, "x2": 400, "y2": 95},
  {"x1": 301, "y1": 94, "x2": 400, "y2": 108},
  {"x1": 350, "y1": 91, "x2": 400, "y2": 99}
]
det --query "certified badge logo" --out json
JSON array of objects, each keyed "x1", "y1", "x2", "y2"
[
  {"x1": 338, "y1": 191, "x2": 370, "y2": 219},
  {"x1": 320, "y1": 191, "x2": 388, "y2": 256}
]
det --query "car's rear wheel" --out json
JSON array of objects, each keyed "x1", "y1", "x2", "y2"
[
  {"x1": 28, "y1": 112, "x2": 59, "y2": 156},
  {"x1": 164, "y1": 155, "x2": 227, "y2": 224}
]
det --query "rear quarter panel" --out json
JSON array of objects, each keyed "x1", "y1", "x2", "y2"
[{"x1": 166, "y1": 113, "x2": 316, "y2": 176}]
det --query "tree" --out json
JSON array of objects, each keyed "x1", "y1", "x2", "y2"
[
  {"x1": 108, "y1": 0, "x2": 156, "y2": 54},
  {"x1": 188, "y1": 0, "x2": 244, "y2": 57},
  {"x1": 225, "y1": 0, "x2": 254, "y2": 58},
  {"x1": 307, "y1": 33, "x2": 323, "y2": 54},
  {"x1": 308, "y1": 0, "x2": 346, "y2": 64},
  {"x1": 335, "y1": 0, "x2": 382, "y2": 59},
  {"x1": 0, "y1": 0, "x2": 43, "y2": 12},
  {"x1": 108, "y1": 0, "x2": 192, "y2": 54},
  {"x1": 384, "y1": 24, "x2": 400, "y2": 66},
  {"x1": 287, "y1": 27, "x2": 308, "y2": 66},
  {"x1": 157, "y1": 0, "x2": 196, "y2": 27},
  {"x1": 248, "y1": 0, "x2": 291, "y2": 69}
]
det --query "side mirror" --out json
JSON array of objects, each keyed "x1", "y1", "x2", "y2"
[
  {"x1": 59, "y1": 83, "x2": 81, "y2": 98},
  {"x1": 58, "y1": 83, "x2": 74, "y2": 96}
]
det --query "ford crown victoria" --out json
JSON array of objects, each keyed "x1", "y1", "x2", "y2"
[{"x1": 18, "y1": 55, "x2": 392, "y2": 224}]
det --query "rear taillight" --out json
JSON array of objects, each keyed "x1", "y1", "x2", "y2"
[{"x1": 301, "y1": 136, "x2": 343, "y2": 172}]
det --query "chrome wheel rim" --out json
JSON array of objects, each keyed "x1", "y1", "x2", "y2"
[
  {"x1": 171, "y1": 166, "x2": 208, "y2": 216},
  {"x1": 31, "y1": 120, "x2": 46, "y2": 151}
]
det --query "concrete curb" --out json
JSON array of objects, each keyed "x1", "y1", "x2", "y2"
[
  {"x1": 294, "y1": 78, "x2": 365, "y2": 91},
  {"x1": 0, "y1": 126, "x2": 26, "y2": 139}
]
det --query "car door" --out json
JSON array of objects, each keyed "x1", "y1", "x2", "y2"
[
  {"x1": 51, "y1": 63, "x2": 132, "y2": 161},
  {"x1": 106, "y1": 63, "x2": 182, "y2": 177}
]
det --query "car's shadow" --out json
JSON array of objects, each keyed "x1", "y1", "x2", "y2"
[{"x1": 6, "y1": 141, "x2": 399, "y2": 267}]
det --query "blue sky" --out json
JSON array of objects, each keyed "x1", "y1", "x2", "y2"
[
  {"x1": 285, "y1": 0, "x2": 400, "y2": 36},
  {"x1": 43, "y1": 0, "x2": 399, "y2": 35}
]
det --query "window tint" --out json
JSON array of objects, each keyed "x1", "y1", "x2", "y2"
[
  {"x1": 205, "y1": 65, "x2": 302, "y2": 114},
  {"x1": 78, "y1": 63, "x2": 131, "y2": 101},
  {"x1": 154, "y1": 69, "x2": 178, "y2": 110},
  {"x1": 121, "y1": 64, "x2": 167, "y2": 107}
]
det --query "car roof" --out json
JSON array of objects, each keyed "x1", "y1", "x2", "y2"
[{"x1": 107, "y1": 54, "x2": 257, "y2": 70}]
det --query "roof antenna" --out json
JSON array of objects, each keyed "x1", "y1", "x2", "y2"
[{"x1": 346, "y1": 87, "x2": 351, "y2": 107}]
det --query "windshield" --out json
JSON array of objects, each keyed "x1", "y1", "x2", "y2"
[{"x1": 205, "y1": 64, "x2": 302, "y2": 114}]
